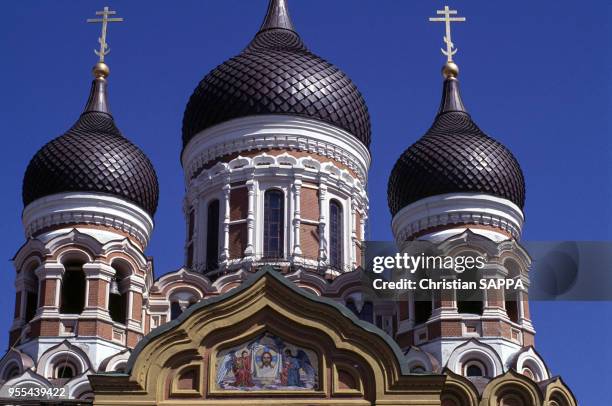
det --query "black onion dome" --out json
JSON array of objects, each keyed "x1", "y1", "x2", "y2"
[
  {"x1": 23, "y1": 77, "x2": 159, "y2": 216},
  {"x1": 182, "y1": 0, "x2": 371, "y2": 149},
  {"x1": 388, "y1": 77, "x2": 525, "y2": 216}
]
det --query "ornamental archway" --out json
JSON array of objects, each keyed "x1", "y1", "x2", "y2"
[{"x1": 90, "y1": 269, "x2": 445, "y2": 405}]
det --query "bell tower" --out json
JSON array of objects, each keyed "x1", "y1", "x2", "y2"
[
  {"x1": 387, "y1": 6, "x2": 547, "y2": 383},
  {"x1": 3, "y1": 7, "x2": 159, "y2": 395}
]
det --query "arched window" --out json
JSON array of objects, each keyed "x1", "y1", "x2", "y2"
[
  {"x1": 206, "y1": 200, "x2": 220, "y2": 271},
  {"x1": 60, "y1": 262, "x2": 86, "y2": 314},
  {"x1": 24, "y1": 262, "x2": 40, "y2": 323},
  {"x1": 359, "y1": 301, "x2": 374, "y2": 323},
  {"x1": 170, "y1": 301, "x2": 182, "y2": 320},
  {"x1": 464, "y1": 360, "x2": 486, "y2": 377},
  {"x1": 55, "y1": 364, "x2": 75, "y2": 379},
  {"x1": 456, "y1": 260, "x2": 483, "y2": 315},
  {"x1": 264, "y1": 190, "x2": 284, "y2": 258},
  {"x1": 329, "y1": 200, "x2": 343, "y2": 269},
  {"x1": 109, "y1": 261, "x2": 130, "y2": 324},
  {"x1": 186, "y1": 208, "x2": 195, "y2": 268}
]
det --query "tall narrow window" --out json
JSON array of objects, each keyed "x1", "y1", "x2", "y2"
[
  {"x1": 170, "y1": 301, "x2": 182, "y2": 320},
  {"x1": 60, "y1": 262, "x2": 86, "y2": 314},
  {"x1": 206, "y1": 200, "x2": 220, "y2": 271},
  {"x1": 186, "y1": 208, "x2": 195, "y2": 268},
  {"x1": 329, "y1": 200, "x2": 343, "y2": 269},
  {"x1": 264, "y1": 190, "x2": 284, "y2": 258}
]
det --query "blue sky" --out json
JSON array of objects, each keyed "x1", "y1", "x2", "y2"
[{"x1": 0, "y1": 1, "x2": 610, "y2": 403}]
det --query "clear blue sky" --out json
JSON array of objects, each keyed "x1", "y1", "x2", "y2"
[{"x1": 0, "y1": 1, "x2": 610, "y2": 403}]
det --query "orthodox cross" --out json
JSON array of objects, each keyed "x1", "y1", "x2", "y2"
[
  {"x1": 87, "y1": 6, "x2": 124, "y2": 63},
  {"x1": 429, "y1": 6, "x2": 466, "y2": 62}
]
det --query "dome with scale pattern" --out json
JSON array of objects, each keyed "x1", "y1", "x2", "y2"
[
  {"x1": 22, "y1": 77, "x2": 159, "y2": 216},
  {"x1": 388, "y1": 76, "x2": 525, "y2": 216},
  {"x1": 181, "y1": 0, "x2": 371, "y2": 149}
]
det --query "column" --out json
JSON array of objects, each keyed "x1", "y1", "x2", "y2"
[
  {"x1": 221, "y1": 183, "x2": 231, "y2": 262},
  {"x1": 292, "y1": 179, "x2": 302, "y2": 257},
  {"x1": 81, "y1": 263, "x2": 114, "y2": 320},
  {"x1": 125, "y1": 274, "x2": 146, "y2": 331},
  {"x1": 318, "y1": 183, "x2": 328, "y2": 263},
  {"x1": 35, "y1": 263, "x2": 64, "y2": 317},
  {"x1": 245, "y1": 179, "x2": 256, "y2": 256},
  {"x1": 350, "y1": 197, "x2": 357, "y2": 268}
]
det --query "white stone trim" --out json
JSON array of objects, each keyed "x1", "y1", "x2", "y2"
[
  {"x1": 392, "y1": 193, "x2": 524, "y2": 242},
  {"x1": 182, "y1": 114, "x2": 371, "y2": 183},
  {"x1": 22, "y1": 192, "x2": 154, "y2": 247},
  {"x1": 187, "y1": 152, "x2": 368, "y2": 274},
  {"x1": 514, "y1": 347, "x2": 550, "y2": 381}
]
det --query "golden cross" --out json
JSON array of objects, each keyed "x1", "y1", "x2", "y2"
[
  {"x1": 429, "y1": 6, "x2": 466, "y2": 63},
  {"x1": 87, "y1": 6, "x2": 124, "y2": 63}
]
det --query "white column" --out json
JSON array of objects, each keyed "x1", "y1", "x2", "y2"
[
  {"x1": 221, "y1": 183, "x2": 230, "y2": 261},
  {"x1": 81, "y1": 263, "x2": 114, "y2": 320},
  {"x1": 245, "y1": 179, "x2": 256, "y2": 256},
  {"x1": 292, "y1": 179, "x2": 302, "y2": 257},
  {"x1": 350, "y1": 197, "x2": 357, "y2": 268},
  {"x1": 318, "y1": 183, "x2": 328, "y2": 262},
  {"x1": 125, "y1": 275, "x2": 146, "y2": 331}
]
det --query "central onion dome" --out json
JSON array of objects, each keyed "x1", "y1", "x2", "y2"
[
  {"x1": 182, "y1": 0, "x2": 371, "y2": 149},
  {"x1": 22, "y1": 64, "x2": 159, "y2": 216},
  {"x1": 388, "y1": 64, "x2": 525, "y2": 216}
]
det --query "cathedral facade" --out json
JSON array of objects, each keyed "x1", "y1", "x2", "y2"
[{"x1": 0, "y1": 1, "x2": 576, "y2": 405}]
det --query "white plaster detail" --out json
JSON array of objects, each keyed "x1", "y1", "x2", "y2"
[
  {"x1": 182, "y1": 114, "x2": 371, "y2": 183},
  {"x1": 22, "y1": 192, "x2": 154, "y2": 247},
  {"x1": 391, "y1": 193, "x2": 524, "y2": 243}
]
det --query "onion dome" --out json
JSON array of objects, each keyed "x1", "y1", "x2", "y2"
[
  {"x1": 182, "y1": 0, "x2": 371, "y2": 149},
  {"x1": 388, "y1": 64, "x2": 525, "y2": 216},
  {"x1": 22, "y1": 63, "x2": 159, "y2": 216}
]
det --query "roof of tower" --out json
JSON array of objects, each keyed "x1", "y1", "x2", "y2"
[
  {"x1": 387, "y1": 66, "x2": 525, "y2": 216},
  {"x1": 181, "y1": 0, "x2": 371, "y2": 150},
  {"x1": 22, "y1": 65, "x2": 160, "y2": 216}
]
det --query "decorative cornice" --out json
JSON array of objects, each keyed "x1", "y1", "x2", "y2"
[
  {"x1": 392, "y1": 193, "x2": 524, "y2": 242},
  {"x1": 22, "y1": 192, "x2": 154, "y2": 247},
  {"x1": 189, "y1": 152, "x2": 368, "y2": 206},
  {"x1": 181, "y1": 115, "x2": 371, "y2": 184}
]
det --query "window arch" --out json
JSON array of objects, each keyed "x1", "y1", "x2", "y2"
[
  {"x1": 329, "y1": 200, "x2": 343, "y2": 269},
  {"x1": 464, "y1": 359, "x2": 487, "y2": 377},
  {"x1": 109, "y1": 260, "x2": 130, "y2": 325},
  {"x1": 54, "y1": 362, "x2": 76, "y2": 379},
  {"x1": 23, "y1": 261, "x2": 40, "y2": 323},
  {"x1": 60, "y1": 260, "x2": 86, "y2": 314},
  {"x1": 263, "y1": 189, "x2": 284, "y2": 258},
  {"x1": 206, "y1": 199, "x2": 220, "y2": 271},
  {"x1": 3, "y1": 363, "x2": 20, "y2": 381}
]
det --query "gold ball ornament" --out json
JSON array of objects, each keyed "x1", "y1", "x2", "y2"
[
  {"x1": 442, "y1": 62, "x2": 459, "y2": 79},
  {"x1": 93, "y1": 62, "x2": 110, "y2": 79}
]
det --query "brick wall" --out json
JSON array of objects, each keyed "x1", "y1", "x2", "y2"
[
  {"x1": 78, "y1": 319, "x2": 112, "y2": 340},
  {"x1": 300, "y1": 224, "x2": 319, "y2": 259},
  {"x1": 300, "y1": 186, "x2": 319, "y2": 220},
  {"x1": 229, "y1": 224, "x2": 247, "y2": 258},
  {"x1": 132, "y1": 292, "x2": 143, "y2": 321},
  {"x1": 230, "y1": 187, "x2": 248, "y2": 221},
  {"x1": 40, "y1": 279, "x2": 56, "y2": 307},
  {"x1": 87, "y1": 279, "x2": 108, "y2": 309}
]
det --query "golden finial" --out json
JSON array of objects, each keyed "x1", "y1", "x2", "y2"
[
  {"x1": 87, "y1": 6, "x2": 124, "y2": 78},
  {"x1": 429, "y1": 5, "x2": 466, "y2": 78}
]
